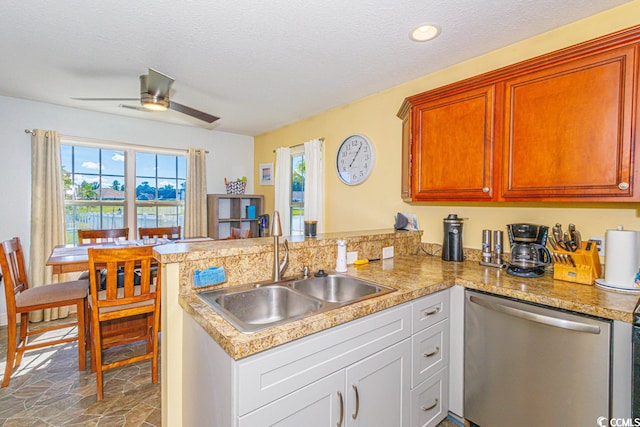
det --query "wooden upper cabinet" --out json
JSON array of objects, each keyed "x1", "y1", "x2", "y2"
[
  {"x1": 502, "y1": 45, "x2": 637, "y2": 201},
  {"x1": 409, "y1": 85, "x2": 497, "y2": 201},
  {"x1": 399, "y1": 25, "x2": 640, "y2": 203}
]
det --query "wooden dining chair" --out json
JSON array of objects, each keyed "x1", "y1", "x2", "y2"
[
  {"x1": 0, "y1": 237, "x2": 88, "y2": 388},
  {"x1": 87, "y1": 245, "x2": 160, "y2": 400},
  {"x1": 77, "y1": 228, "x2": 129, "y2": 244},
  {"x1": 230, "y1": 227, "x2": 252, "y2": 239},
  {"x1": 138, "y1": 226, "x2": 181, "y2": 240}
]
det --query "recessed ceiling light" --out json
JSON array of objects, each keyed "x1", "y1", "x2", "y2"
[{"x1": 410, "y1": 24, "x2": 441, "y2": 42}]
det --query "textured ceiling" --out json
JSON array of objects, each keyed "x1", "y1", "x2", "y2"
[{"x1": 0, "y1": 0, "x2": 631, "y2": 135}]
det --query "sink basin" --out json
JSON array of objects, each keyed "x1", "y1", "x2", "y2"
[
  {"x1": 196, "y1": 274, "x2": 395, "y2": 334},
  {"x1": 290, "y1": 275, "x2": 393, "y2": 303},
  {"x1": 198, "y1": 285, "x2": 322, "y2": 333}
]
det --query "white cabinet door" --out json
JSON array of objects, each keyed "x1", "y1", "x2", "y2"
[
  {"x1": 345, "y1": 339, "x2": 412, "y2": 427},
  {"x1": 411, "y1": 367, "x2": 449, "y2": 427},
  {"x1": 239, "y1": 371, "x2": 345, "y2": 427}
]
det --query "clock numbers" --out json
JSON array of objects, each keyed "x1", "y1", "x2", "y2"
[{"x1": 336, "y1": 134, "x2": 375, "y2": 186}]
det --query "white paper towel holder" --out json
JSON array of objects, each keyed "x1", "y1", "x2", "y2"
[{"x1": 595, "y1": 225, "x2": 640, "y2": 293}]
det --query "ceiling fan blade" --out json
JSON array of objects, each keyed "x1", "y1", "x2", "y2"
[
  {"x1": 120, "y1": 104, "x2": 148, "y2": 112},
  {"x1": 146, "y1": 68, "x2": 174, "y2": 97},
  {"x1": 169, "y1": 101, "x2": 220, "y2": 123},
  {"x1": 73, "y1": 97, "x2": 139, "y2": 101}
]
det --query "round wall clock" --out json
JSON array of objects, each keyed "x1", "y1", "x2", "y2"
[{"x1": 336, "y1": 134, "x2": 376, "y2": 186}]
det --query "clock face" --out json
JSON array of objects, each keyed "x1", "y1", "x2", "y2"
[{"x1": 336, "y1": 134, "x2": 375, "y2": 186}]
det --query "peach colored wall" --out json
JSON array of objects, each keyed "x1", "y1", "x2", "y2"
[{"x1": 254, "y1": 2, "x2": 640, "y2": 250}]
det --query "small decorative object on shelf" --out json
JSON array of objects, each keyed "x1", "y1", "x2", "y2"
[{"x1": 225, "y1": 176, "x2": 247, "y2": 194}]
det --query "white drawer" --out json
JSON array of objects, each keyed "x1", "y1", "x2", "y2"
[
  {"x1": 412, "y1": 290, "x2": 450, "y2": 333},
  {"x1": 411, "y1": 367, "x2": 449, "y2": 427},
  {"x1": 412, "y1": 318, "x2": 449, "y2": 387},
  {"x1": 237, "y1": 304, "x2": 412, "y2": 415}
]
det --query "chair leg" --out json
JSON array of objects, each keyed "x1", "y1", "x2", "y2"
[
  {"x1": 76, "y1": 299, "x2": 86, "y2": 371},
  {"x1": 146, "y1": 315, "x2": 153, "y2": 353},
  {"x1": 90, "y1": 316, "x2": 104, "y2": 400},
  {"x1": 2, "y1": 316, "x2": 17, "y2": 387},
  {"x1": 151, "y1": 313, "x2": 159, "y2": 384},
  {"x1": 14, "y1": 313, "x2": 29, "y2": 369}
]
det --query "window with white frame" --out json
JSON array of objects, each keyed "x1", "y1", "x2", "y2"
[
  {"x1": 290, "y1": 146, "x2": 305, "y2": 236},
  {"x1": 61, "y1": 139, "x2": 186, "y2": 244}
]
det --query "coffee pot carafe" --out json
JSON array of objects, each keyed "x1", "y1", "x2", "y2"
[
  {"x1": 506, "y1": 223, "x2": 551, "y2": 277},
  {"x1": 442, "y1": 214, "x2": 464, "y2": 262}
]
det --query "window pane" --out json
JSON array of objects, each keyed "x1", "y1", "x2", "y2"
[
  {"x1": 158, "y1": 206, "x2": 180, "y2": 227},
  {"x1": 136, "y1": 153, "x2": 156, "y2": 178},
  {"x1": 178, "y1": 179, "x2": 186, "y2": 201},
  {"x1": 137, "y1": 206, "x2": 157, "y2": 230},
  {"x1": 291, "y1": 154, "x2": 305, "y2": 203},
  {"x1": 290, "y1": 206, "x2": 304, "y2": 236},
  {"x1": 136, "y1": 178, "x2": 157, "y2": 200},
  {"x1": 101, "y1": 205, "x2": 125, "y2": 229},
  {"x1": 157, "y1": 154, "x2": 177, "y2": 178},
  {"x1": 177, "y1": 156, "x2": 187, "y2": 179},
  {"x1": 73, "y1": 174, "x2": 101, "y2": 200},
  {"x1": 74, "y1": 146, "x2": 101, "y2": 174},
  {"x1": 101, "y1": 176, "x2": 125, "y2": 200},
  {"x1": 157, "y1": 179, "x2": 177, "y2": 200},
  {"x1": 102, "y1": 150, "x2": 125, "y2": 175}
]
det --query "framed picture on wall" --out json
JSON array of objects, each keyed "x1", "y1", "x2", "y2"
[{"x1": 260, "y1": 163, "x2": 274, "y2": 186}]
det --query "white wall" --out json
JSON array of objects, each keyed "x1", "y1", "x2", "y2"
[{"x1": 0, "y1": 95, "x2": 254, "y2": 324}]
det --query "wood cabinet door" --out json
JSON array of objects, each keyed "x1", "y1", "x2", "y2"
[
  {"x1": 502, "y1": 45, "x2": 638, "y2": 201},
  {"x1": 411, "y1": 85, "x2": 497, "y2": 201},
  {"x1": 400, "y1": 104, "x2": 413, "y2": 201}
]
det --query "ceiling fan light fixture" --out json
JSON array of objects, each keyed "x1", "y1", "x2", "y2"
[
  {"x1": 410, "y1": 24, "x2": 440, "y2": 42},
  {"x1": 141, "y1": 97, "x2": 169, "y2": 111}
]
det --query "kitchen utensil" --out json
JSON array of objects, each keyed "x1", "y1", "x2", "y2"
[
  {"x1": 506, "y1": 223, "x2": 551, "y2": 277},
  {"x1": 548, "y1": 235, "x2": 558, "y2": 250},
  {"x1": 482, "y1": 230, "x2": 492, "y2": 263}
]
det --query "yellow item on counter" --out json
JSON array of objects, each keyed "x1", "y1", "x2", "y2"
[{"x1": 354, "y1": 259, "x2": 369, "y2": 265}]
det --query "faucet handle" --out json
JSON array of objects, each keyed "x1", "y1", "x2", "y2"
[{"x1": 302, "y1": 266, "x2": 310, "y2": 279}]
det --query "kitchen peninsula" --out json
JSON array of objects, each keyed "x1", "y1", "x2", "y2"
[{"x1": 154, "y1": 230, "x2": 639, "y2": 426}]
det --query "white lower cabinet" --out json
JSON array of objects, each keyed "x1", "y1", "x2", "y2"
[
  {"x1": 182, "y1": 290, "x2": 451, "y2": 427},
  {"x1": 239, "y1": 339, "x2": 412, "y2": 427}
]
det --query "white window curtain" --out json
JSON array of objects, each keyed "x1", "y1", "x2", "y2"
[
  {"x1": 303, "y1": 139, "x2": 324, "y2": 233},
  {"x1": 29, "y1": 129, "x2": 68, "y2": 322},
  {"x1": 184, "y1": 148, "x2": 208, "y2": 238},
  {"x1": 274, "y1": 147, "x2": 291, "y2": 236}
]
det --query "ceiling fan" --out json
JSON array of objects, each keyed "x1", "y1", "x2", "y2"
[{"x1": 73, "y1": 68, "x2": 220, "y2": 123}]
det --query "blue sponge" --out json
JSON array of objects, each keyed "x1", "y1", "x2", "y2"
[{"x1": 194, "y1": 266, "x2": 226, "y2": 287}]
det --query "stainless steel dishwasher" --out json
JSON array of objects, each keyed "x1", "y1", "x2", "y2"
[{"x1": 464, "y1": 290, "x2": 611, "y2": 427}]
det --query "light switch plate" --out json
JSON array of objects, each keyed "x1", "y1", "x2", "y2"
[
  {"x1": 589, "y1": 236, "x2": 605, "y2": 257},
  {"x1": 382, "y1": 246, "x2": 394, "y2": 259},
  {"x1": 347, "y1": 251, "x2": 358, "y2": 265}
]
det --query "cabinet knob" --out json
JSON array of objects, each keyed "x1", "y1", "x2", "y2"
[
  {"x1": 619, "y1": 182, "x2": 630, "y2": 190},
  {"x1": 482, "y1": 187, "x2": 490, "y2": 193}
]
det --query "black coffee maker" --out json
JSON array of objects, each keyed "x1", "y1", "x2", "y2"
[
  {"x1": 442, "y1": 214, "x2": 464, "y2": 262},
  {"x1": 506, "y1": 223, "x2": 551, "y2": 277}
]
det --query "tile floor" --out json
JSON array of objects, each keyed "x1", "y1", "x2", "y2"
[
  {"x1": 0, "y1": 315, "x2": 459, "y2": 427},
  {"x1": 0, "y1": 316, "x2": 160, "y2": 426}
]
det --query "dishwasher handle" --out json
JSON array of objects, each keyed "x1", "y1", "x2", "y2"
[{"x1": 468, "y1": 294, "x2": 601, "y2": 334}]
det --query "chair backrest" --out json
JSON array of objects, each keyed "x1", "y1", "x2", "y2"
[
  {"x1": 139, "y1": 226, "x2": 181, "y2": 240},
  {"x1": 230, "y1": 228, "x2": 252, "y2": 239},
  {"x1": 0, "y1": 237, "x2": 29, "y2": 313},
  {"x1": 78, "y1": 228, "x2": 129, "y2": 244},
  {"x1": 87, "y1": 246, "x2": 159, "y2": 316}
]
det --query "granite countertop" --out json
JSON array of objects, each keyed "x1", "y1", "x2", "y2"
[{"x1": 178, "y1": 253, "x2": 640, "y2": 360}]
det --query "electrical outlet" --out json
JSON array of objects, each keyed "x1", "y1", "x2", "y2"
[
  {"x1": 589, "y1": 236, "x2": 605, "y2": 257},
  {"x1": 382, "y1": 246, "x2": 394, "y2": 259},
  {"x1": 346, "y1": 251, "x2": 358, "y2": 265}
]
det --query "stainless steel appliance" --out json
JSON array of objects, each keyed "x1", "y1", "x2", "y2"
[
  {"x1": 442, "y1": 214, "x2": 464, "y2": 262},
  {"x1": 506, "y1": 223, "x2": 551, "y2": 277},
  {"x1": 465, "y1": 290, "x2": 611, "y2": 427}
]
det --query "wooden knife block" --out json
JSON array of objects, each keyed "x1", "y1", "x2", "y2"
[{"x1": 552, "y1": 242, "x2": 602, "y2": 285}]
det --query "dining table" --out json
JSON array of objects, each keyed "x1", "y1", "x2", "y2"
[{"x1": 46, "y1": 237, "x2": 213, "y2": 275}]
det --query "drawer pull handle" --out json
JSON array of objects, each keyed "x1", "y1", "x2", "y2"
[
  {"x1": 337, "y1": 391, "x2": 344, "y2": 427},
  {"x1": 423, "y1": 306, "x2": 441, "y2": 316},
  {"x1": 351, "y1": 384, "x2": 360, "y2": 420},
  {"x1": 423, "y1": 346, "x2": 440, "y2": 358},
  {"x1": 421, "y1": 398, "x2": 439, "y2": 412}
]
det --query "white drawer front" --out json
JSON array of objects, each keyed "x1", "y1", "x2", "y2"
[
  {"x1": 412, "y1": 290, "x2": 450, "y2": 333},
  {"x1": 237, "y1": 304, "x2": 412, "y2": 415},
  {"x1": 411, "y1": 367, "x2": 449, "y2": 427},
  {"x1": 412, "y1": 319, "x2": 449, "y2": 387}
]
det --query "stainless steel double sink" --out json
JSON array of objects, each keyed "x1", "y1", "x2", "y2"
[{"x1": 196, "y1": 274, "x2": 395, "y2": 333}]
